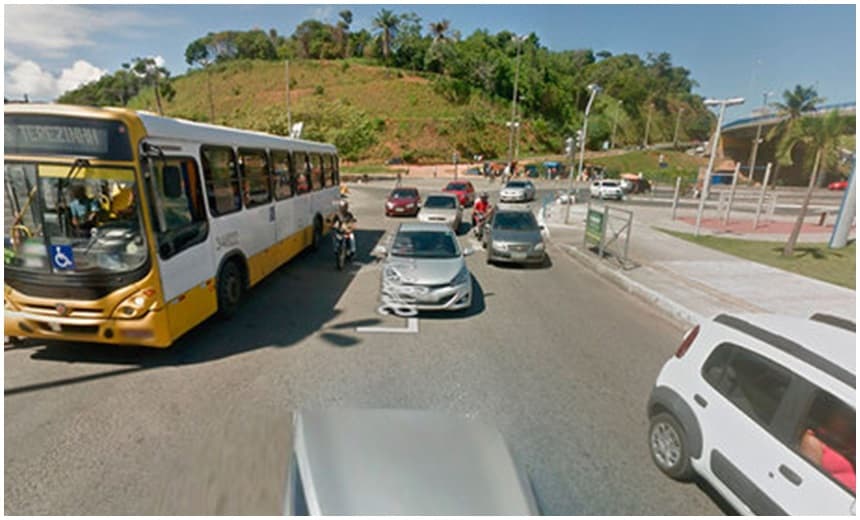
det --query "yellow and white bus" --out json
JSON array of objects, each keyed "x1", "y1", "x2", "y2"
[{"x1": 4, "y1": 104, "x2": 340, "y2": 347}]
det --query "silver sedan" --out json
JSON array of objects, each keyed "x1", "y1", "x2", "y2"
[
  {"x1": 378, "y1": 222, "x2": 474, "y2": 312},
  {"x1": 483, "y1": 209, "x2": 546, "y2": 265}
]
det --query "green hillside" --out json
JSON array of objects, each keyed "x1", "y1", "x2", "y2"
[{"x1": 128, "y1": 59, "x2": 517, "y2": 163}]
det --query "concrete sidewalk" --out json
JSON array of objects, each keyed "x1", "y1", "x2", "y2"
[{"x1": 539, "y1": 201, "x2": 856, "y2": 327}]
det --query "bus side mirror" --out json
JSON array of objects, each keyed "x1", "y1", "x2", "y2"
[{"x1": 163, "y1": 166, "x2": 183, "y2": 199}]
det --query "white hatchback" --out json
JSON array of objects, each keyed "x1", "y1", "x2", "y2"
[
  {"x1": 647, "y1": 313, "x2": 856, "y2": 515},
  {"x1": 590, "y1": 179, "x2": 624, "y2": 200}
]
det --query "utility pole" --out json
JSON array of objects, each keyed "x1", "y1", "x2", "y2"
[
  {"x1": 672, "y1": 107, "x2": 684, "y2": 148},
  {"x1": 285, "y1": 60, "x2": 292, "y2": 133},
  {"x1": 643, "y1": 102, "x2": 654, "y2": 148},
  {"x1": 694, "y1": 96, "x2": 745, "y2": 236},
  {"x1": 747, "y1": 90, "x2": 773, "y2": 185},
  {"x1": 507, "y1": 35, "x2": 525, "y2": 166},
  {"x1": 610, "y1": 100, "x2": 622, "y2": 149}
]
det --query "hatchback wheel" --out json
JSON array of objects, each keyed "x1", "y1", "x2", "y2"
[{"x1": 649, "y1": 412, "x2": 694, "y2": 481}]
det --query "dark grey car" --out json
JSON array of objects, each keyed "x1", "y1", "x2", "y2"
[{"x1": 483, "y1": 209, "x2": 546, "y2": 265}]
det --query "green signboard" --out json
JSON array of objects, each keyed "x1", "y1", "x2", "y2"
[{"x1": 585, "y1": 208, "x2": 605, "y2": 246}]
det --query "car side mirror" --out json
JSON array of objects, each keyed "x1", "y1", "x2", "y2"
[{"x1": 463, "y1": 247, "x2": 475, "y2": 257}]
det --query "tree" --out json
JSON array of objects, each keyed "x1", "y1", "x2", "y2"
[
  {"x1": 767, "y1": 84, "x2": 824, "y2": 188},
  {"x1": 185, "y1": 40, "x2": 215, "y2": 122},
  {"x1": 428, "y1": 19, "x2": 450, "y2": 43},
  {"x1": 132, "y1": 57, "x2": 174, "y2": 116},
  {"x1": 372, "y1": 9, "x2": 400, "y2": 61},
  {"x1": 777, "y1": 110, "x2": 847, "y2": 256},
  {"x1": 337, "y1": 10, "x2": 353, "y2": 58}
]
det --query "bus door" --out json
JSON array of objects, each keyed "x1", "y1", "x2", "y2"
[
  {"x1": 293, "y1": 151, "x2": 313, "y2": 244},
  {"x1": 143, "y1": 147, "x2": 215, "y2": 338}
]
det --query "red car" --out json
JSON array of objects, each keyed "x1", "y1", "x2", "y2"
[
  {"x1": 443, "y1": 181, "x2": 476, "y2": 208},
  {"x1": 828, "y1": 180, "x2": 849, "y2": 191},
  {"x1": 385, "y1": 187, "x2": 421, "y2": 216}
]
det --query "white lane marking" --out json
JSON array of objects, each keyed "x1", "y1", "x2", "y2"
[{"x1": 356, "y1": 317, "x2": 419, "y2": 334}]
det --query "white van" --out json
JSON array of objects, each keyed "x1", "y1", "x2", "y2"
[{"x1": 647, "y1": 313, "x2": 856, "y2": 515}]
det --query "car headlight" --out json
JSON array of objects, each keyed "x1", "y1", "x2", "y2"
[
  {"x1": 386, "y1": 201, "x2": 395, "y2": 209},
  {"x1": 534, "y1": 242, "x2": 545, "y2": 252},
  {"x1": 451, "y1": 266, "x2": 470, "y2": 286},
  {"x1": 406, "y1": 203, "x2": 415, "y2": 209},
  {"x1": 493, "y1": 241, "x2": 508, "y2": 252}
]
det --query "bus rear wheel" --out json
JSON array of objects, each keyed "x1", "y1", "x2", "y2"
[{"x1": 217, "y1": 261, "x2": 244, "y2": 319}]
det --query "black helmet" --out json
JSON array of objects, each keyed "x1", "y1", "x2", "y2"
[{"x1": 480, "y1": 191, "x2": 489, "y2": 199}]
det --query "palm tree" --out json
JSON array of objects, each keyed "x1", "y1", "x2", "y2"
[
  {"x1": 372, "y1": 9, "x2": 399, "y2": 61},
  {"x1": 428, "y1": 19, "x2": 450, "y2": 43},
  {"x1": 767, "y1": 85, "x2": 824, "y2": 188},
  {"x1": 337, "y1": 10, "x2": 353, "y2": 58},
  {"x1": 778, "y1": 110, "x2": 847, "y2": 256}
]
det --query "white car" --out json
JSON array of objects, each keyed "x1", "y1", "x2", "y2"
[
  {"x1": 647, "y1": 313, "x2": 856, "y2": 515},
  {"x1": 499, "y1": 180, "x2": 536, "y2": 202},
  {"x1": 590, "y1": 179, "x2": 624, "y2": 200},
  {"x1": 418, "y1": 194, "x2": 462, "y2": 232}
]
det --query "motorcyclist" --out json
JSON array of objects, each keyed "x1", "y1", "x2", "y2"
[
  {"x1": 472, "y1": 191, "x2": 492, "y2": 228},
  {"x1": 332, "y1": 199, "x2": 357, "y2": 256}
]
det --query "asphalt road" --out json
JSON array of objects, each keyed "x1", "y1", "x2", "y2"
[{"x1": 5, "y1": 180, "x2": 723, "y2": 515}]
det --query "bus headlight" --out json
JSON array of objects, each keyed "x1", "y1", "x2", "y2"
[{"x1": 113, "y1": 288, "x2": 157, "y2": 319}]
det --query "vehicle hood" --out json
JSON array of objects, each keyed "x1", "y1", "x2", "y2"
[
  {"x1": 291, "y1": 408, "x2": 539, "y2": 515},
  {"x1": 384, "y1": 256, "x2": 464, "y2": 285},
  {"x1": 502, "y1": 187, "x2": 527, "y2": 195},
  {"x1": 419, "y1": 208, "x2": 457, "y2": 220},
  {"x1": 491, "y1": 228, "x2": 542, "y2": 245}
]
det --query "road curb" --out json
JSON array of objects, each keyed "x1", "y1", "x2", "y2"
[{"x1": 538, "y1": 205, "x2": 701, "y2": 329}]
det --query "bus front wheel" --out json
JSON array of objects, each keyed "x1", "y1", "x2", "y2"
[{"x1": 217, "y1": 261, "x2": 244, "y2": 319}]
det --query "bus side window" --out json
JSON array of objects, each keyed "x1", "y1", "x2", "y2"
[
  {"x1": 310, "y1": 153, "x2": 323, "y2": 191},
  {"x1": 239, "y1": 148, "x2": 271, "y2": 208},
  {"x1": 271, "y1": 150, "x2": 294, "y2": 200},
  {"x1": 328, "y1": 154, "x2": 339, "y2": 186},
  {"x1": 201, "y1": 146, "x2": 240, "y2": 216},
  {"x1": 153, "y1": 158, "x2": 208, "y2": 259},
  {"x1": 295, "y1": 152, "x2": 310, "y2": 194}
]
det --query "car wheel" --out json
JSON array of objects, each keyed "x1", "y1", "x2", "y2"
[{"x1": 649, "y1": 412, "x2": 694, "y2": 481}]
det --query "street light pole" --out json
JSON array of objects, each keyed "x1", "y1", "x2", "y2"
[
  {"x1": 694, "y1": 96, "x2": 745, "y2": 236},
  {"x1": 577, "y1": 84, "x2": 601, "y2": 183},
  {"x1": 285, "y1": 60, "x2": 292, "y2": 132},
  {"x1": 507, "y1": 35, "x2": 524, "y2": 166},
  {"x1": 672, "y1": 107, "x2": 684, "y2": 148},
  {"x1": 610, "y1": 100, "x2": 622, "y2": 149},
  {"x1": 746, "y1": 90, "x2": 773, "y2": 185}
]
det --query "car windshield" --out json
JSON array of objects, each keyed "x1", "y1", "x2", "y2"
[
  {"x1": 4, "y1": 162, "x2": 148, "y2": 275},
  {"x1": 493, "y1": 212, "x2": 538, "y2": 231},
  {"x1": 506, "y1": 181, "x2": 527, "y2": 188},
  {"x1": 445, "y1": 183, "x2": 467, "y2": 191},
  {"x1": 391, "y1": 230, "x2": 460, "y2": 259},
  {"x1": 424, "y1": 196, "x2": 456, "y2": 209},
  {"x1": 390, "y1": 189, "x2": 418, "y2": 199},
  {"x1": 602, "y1": 181, "x2": 619, "y2": 187}
]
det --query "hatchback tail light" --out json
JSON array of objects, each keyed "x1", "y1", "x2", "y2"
[{"x1": 675, "y1": 325, "x2": 700, "y2": 359}]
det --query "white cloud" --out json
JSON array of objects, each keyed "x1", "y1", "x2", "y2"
[
  {"x1": 310, "y1": 5, "x2": 335, "y2": 22},
  {"x1": 5, "y1": 5, "x2": 171, "y2": 58},
  {"x1": 153, "y1": 55, "x2": 166, "y2": 68},
  {"x1": 5, "y1": 59, "x2": 106, "y2": 101}
]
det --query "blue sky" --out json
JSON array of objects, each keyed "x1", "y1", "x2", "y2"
[{"x1": 4, "y1": 4, "x2": 856, "y2": 120}]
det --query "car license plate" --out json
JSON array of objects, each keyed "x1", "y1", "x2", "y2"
[
  {"x1": 511, "y1": 252, "x2": 527, "y2": 261},
  {"x1": 395, "y1": 207, "x2": 405, "y2": 212}
]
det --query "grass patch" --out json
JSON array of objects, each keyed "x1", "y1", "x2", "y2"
[
  {"x1": 591, "y1": 150, "x2": 705, "y2": 185},
  {"x1": 341, "y1": 164, "x2": 405, "y2": 175},
  {"x1": 657, "y1": 229, "x2": 856, "y2": 289}
]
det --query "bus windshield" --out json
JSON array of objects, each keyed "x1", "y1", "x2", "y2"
[{"x1": 4, "y1": 162, "x2": 148, "y2": 275}]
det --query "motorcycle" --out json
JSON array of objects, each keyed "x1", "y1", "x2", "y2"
[
  {"x1": 472, "y1": 211, "x2": 489, "y2": 241},
  {"x1": 333, "y1": 225, "x2": 355, "y2": 271}
]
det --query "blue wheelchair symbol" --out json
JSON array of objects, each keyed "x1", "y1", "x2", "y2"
[{"x1": 51, "y1": 245, "x2": 76, "y2": 270}]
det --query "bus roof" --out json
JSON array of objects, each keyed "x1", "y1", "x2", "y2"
[{"x1": 4, "y1": 103, "x2": 337, "y2": 154}]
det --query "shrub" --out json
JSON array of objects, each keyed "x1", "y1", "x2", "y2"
[{"x1": 314, "y1": 85, "x2": 325, "y2": 95}]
